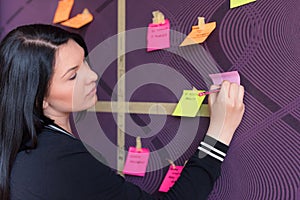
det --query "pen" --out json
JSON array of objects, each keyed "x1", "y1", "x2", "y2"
[{"x1": 198, "y1": 88, "x2": 220, "y2": 96}]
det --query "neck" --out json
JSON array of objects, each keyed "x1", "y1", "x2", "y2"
[
  {"x1": 44, "y1": 111, "x2": 72, "y2": 133},
  {"x1": 53, "y1": 116, "x2": 72, "y2": 133}
]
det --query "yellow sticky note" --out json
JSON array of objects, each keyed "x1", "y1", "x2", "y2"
[
  {"x1": 53, "y1": 0, "x2": 74, "y2": 24},
  {"x1": 180, "y1": 22, "x2": 216, "y2": 46},
  {"x1": 230, "y1": 0, "x2": 256, "y2": 8},
  {"x1": 172, "y1": 90, "x2": 206, "y2": 117},
  {"x1": 61, "y1": 8, "x2": 93, "y2": 29}
]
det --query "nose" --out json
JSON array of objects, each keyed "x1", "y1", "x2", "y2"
[
  {"x1": 85, "y1": 62, "x2": 98, "y2": 83},
  {"x1": 89, "y1": 68, "x2": 98, "y2": 82}
]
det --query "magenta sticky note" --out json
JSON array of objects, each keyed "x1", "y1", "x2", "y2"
[
  {"x1": 147, "y1": 19, "x2": 170, "y2": 52},
  {"x1": 123, "y1": 147, "x2": 150, "y2": 177},
  {"x1": 209, "y1": 71, "x2": 240, "y2": 85},
  {"x1": 158, "y1": 165, "x2": 184, "y2": 192}
]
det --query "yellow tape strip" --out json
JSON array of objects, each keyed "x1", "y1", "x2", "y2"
[
  {"x1": 90, "y1": 101, "x2": 210, "y2": 117},
  {"x1": 117, "y1": 0, "x2": 126, "y2": 175}
]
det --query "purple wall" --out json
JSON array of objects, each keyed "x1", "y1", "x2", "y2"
[{"x1": 1, "y1": 0, "x2": 299, "y2": 199}]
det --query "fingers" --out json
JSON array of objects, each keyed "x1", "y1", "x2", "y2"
[
  {"x1": 208, "y1": 84, "x2": 219, "y2": 106},
  {"x1": 229, "y1": 83, "x2": 239, "y2": 102},
  {"x1": 219, "y1": 81, "x2": 230, "y2": 101},
  {"x1": 228, "y1": 82, "x2": 245, "y2": 113},
  {"x1": 208, "y1": 81, "x2": 245, "y2": 105},
  {"x1": 209, "y1": 81, "x2": 245, "y2": 106},
  {"x1": 237, "y1": 85, "x2": 244, "y2": 105}
]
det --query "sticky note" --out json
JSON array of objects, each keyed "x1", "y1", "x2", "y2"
[
  {"x1": 53, "y1": 0, "x2": 74, "y2": 24},
  {"x1": 159, "y1": 165, "x2": 184, "y2": 192},
  {"x1": 61, "y1": 8, "x2": 93, "y2": 29},
  {"x1": 147, "y1": 19, "x2": 170, "y2": 52},
  {"x1": 123, "y1": 147, "x2": 150, "y2": 177},
  {"x1": 230, "y1": 0, "x2": 256, "y2": 8},
  {"x1": 172, "y1": 90, "x2": 206, "y2": 117},
  {"x1": 209, "y1": 71, "x2": 240, "y2": 85},
  {"x1": 180, "y1": 22, "x2": 216, "y2": 46}
]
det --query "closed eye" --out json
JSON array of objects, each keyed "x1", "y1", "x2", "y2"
[{"x1": 69, "y1": 73, "x2": 77, "y2": 80}]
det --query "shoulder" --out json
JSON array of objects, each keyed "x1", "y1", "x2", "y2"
[
  {"x1": 37, "y1": 128, "x2": 85, "y2": 151},
  {"x1": 30, "y1": 128, "x2": 108, "y2": 167},
  {"x1": 11, "y1": 128, "x2": 115, "y2": 199},
  {"x1": 12, "y1": 128, "x2": 90, "y2": 171}
]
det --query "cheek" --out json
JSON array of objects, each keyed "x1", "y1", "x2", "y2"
[
  {"x1": 48, "y1": 83, "x2": 74, "y2": 109},
  {"x1": 72, "y1": 79, "x2": 91, "y2": 109},
  {"x1": 73, "y1": 79, "x2": 85, "y2": 100}
]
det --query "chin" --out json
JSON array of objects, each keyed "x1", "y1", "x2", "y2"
[
  {"x1": 94, "y1": 95, "x2": 98, "y2": 102},
  {"x1": 76, "y1": 95, "x2": 98, "y2": 111},
  {"x1": 87, "y1": 96, "x2": 98, "y2": 108}
]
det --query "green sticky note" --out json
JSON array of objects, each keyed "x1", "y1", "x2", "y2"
[
  {"x1": 172, "y1": 90, "x2": 206, "y2": 117},
  {"x1": 230, "y1": 0, "x2": 256, "y2": 8}
]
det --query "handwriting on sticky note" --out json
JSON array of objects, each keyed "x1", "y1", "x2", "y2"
[
  {"x1": 172, "y1": 90, "x2": 206, "y2": 117},
  {"x1": 159, "y1": 165, "x2": 184, "y2": 192},
  {"x1": 61, "y1": 8, "x2": 93, "y2": 29},
  {"x1": 209, "y1": 71, "x2": 240, "y2": 85},
  {"x1": 147, "y1": 19, "x2": 170, "y2": 52},
  {"x1": 53, "y1": 0, "x2": 74, "y2": 24},
  {"x1": 180, "y1": 21, "x2": 216, "y2": 46},
  {"x1": 230, "y1": 0, "x2": 256, "y2": 8},
  {"x1": 123, "y1": 147, "x2": 150, "y2": 177}
]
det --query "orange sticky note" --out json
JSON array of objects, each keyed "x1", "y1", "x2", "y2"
[
  {"x1": 61, "y1": 8, "x2": 93, "y2": 29},
  {"x1": 53, "y1": 0, "x2": 74, "y2": 24},
  {"x1": 180, "y1": 22, "x2": 216, "y2": 46}
]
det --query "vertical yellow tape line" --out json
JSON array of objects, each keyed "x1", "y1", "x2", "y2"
[{"x1": 117, "y1": 0, "x2": 126, "y2": 175}]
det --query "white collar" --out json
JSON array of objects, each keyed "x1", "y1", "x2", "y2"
[{"x1": 46, "y1": 124, "x2": 75, "y2": 138}]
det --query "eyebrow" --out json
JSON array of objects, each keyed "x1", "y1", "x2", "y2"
[{"x1": 61, "y1": 66, "x2": 78, "y2": 78}]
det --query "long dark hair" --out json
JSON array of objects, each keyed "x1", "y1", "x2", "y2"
[{"x1": 0, "y1": 24, "x2": 88, "y2": 200}]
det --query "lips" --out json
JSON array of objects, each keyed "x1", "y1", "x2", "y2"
[{"x1": 87, "y1": 86, "x2": 97, "y2": 96}]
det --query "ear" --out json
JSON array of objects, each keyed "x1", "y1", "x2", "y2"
[{"x1": 43, "y1": 99, "x2": 49, "y2": 110}]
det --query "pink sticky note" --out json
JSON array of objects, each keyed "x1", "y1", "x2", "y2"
[
  {"x1": 147, "y1": 19, "x2": 170, "y2": 52},
  {"x1": 209, "y1": 71, "x2": 240, "y2": 85},
  {"x1": 123, "y1": 147, "x2": 150, "y2": 177},
  {"x1": 158, "y1": 165, "x2": 184, "y2": 192}
]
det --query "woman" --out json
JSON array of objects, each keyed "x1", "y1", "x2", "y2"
[{"x1": 0, "y1": 24, "x2": 245, "y2": 200}]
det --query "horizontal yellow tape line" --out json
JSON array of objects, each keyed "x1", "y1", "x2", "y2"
[{"x1": 88, "y1": 101, "x2": 210, "y2": 117}]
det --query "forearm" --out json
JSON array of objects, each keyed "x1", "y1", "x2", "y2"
[{"x1": 157, "y1": 136, "x2": 228, "y2": 200}]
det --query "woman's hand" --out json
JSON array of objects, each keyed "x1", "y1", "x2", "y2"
[{"x1": 206, "y1": 81, "x2": 245, "y2": 145}]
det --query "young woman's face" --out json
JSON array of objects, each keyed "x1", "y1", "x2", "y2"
[{"x1": 44, "y1": 39, "x2": 98, "y2": 114}]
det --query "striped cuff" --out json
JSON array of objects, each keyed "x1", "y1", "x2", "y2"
[{"x1": 197, "y1": 135, "x2": 229, "y2": 162}]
